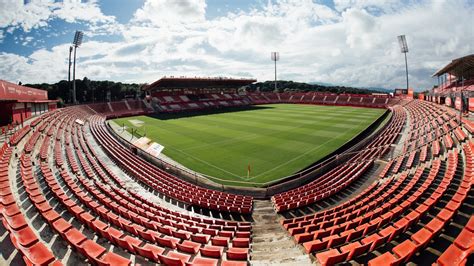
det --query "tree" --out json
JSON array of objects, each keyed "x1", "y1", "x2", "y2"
[{"x1": 25, "y1": 79, "x2": 143, "y2": 103}]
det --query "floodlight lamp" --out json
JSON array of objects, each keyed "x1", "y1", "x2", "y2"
[
  {"x1": 73, "y1": 31, "x2": 84, "y2": 47},
  {"x1": 271, "y1": 52, "x2": 279, "y2": 61},
  {"x1": 397, "y1": 35, "x2": 408, "y2": 53}
]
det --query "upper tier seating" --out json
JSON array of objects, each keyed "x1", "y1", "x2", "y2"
[
  {"x1": 247, "y1": 92, "x2": 394, "y2": 109},
  {"x1": 152, "y1": 92, "x2": 250, "y2": 113}
]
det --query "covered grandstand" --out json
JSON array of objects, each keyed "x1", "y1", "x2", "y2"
[
  {"x1": 428, "y1": 54, "x2": 474, "y2": 112},
  {"x1": 144, "y1": 76, "x2": 257, "y2": 113},
  {"x1": 0, "y1": 80, "x2": 57, "y2": 127}
]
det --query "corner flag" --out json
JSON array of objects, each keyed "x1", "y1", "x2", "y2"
[{"x1": 247, "y1": 163, "x2": 251, "y2": 178}]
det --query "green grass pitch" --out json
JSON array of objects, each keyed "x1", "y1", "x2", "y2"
[{"x1": 113, "y1": 104, "x2": 385, "y2": 187}]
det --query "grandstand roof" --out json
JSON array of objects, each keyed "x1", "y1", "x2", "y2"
[
  {"x1": 433, "y1": 54, "x2": 474, "y2": 78},
  {"x1": 145, "y1": 76, "x2": 257, "y2": 91},
  {"x1": 0, "y1": 79, "x2": 56, "y2": 102}
]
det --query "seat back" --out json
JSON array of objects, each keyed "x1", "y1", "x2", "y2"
[{"x1": 327, "y1": 251, "x2": 349, "y2": 265}]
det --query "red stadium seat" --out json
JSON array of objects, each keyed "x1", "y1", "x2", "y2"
[
  {"x1": 226, "y1": 248, "x2": 248, "y2": 261},
  {"x1": 158, "y1": 251, "x2": 191, "y2": 266},
  {"x1": 200, "y1": 246, "x2": 224, "y2": 258}
]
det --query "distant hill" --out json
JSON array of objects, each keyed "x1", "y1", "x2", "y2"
[
  {"x1": 309, "y1": 81, "x2": 392, "y2": 93},
  {"x1": 366, "y1": 87, "x2": 392, "y2": 93},
  {"x1": 308, "y1": 81, "x2": 335, "y2": 87},
  {"x1": 248, "y1": 80, "x2": 390, "y2": 94}
]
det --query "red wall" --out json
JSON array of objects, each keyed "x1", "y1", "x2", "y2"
[
  {"x1": 0, "y1": 80, "x2": 48, "y2": 101},
  {"x1": 11, "y1": 108, "x2": 24, "y2": 125},
  {"x1": 455, "y1": 97, "x2": 462, "y2": 110},
  {"x1": 469, "y1": 98, "x2": 474, "y2": 112}
]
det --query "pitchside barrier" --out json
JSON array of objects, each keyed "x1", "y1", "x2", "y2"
[{"x1": 104, "y1": 108, "x2": 393, "y2": 199}]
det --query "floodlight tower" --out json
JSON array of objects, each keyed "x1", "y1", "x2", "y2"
[
  {"x1": 397, "y1": 35, "x2": 409, "y2": 91},
  {"x1": 271, "y1": 52, "x2": 279, "y2": 92},
  {"x1": 72, "y1": 31, "x2": 84, "y2": 104},
  {"x1": 68, "y1": 46, "x2": 73, "y2": 103}
]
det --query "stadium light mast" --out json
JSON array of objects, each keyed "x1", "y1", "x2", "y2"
[
  {"x1": 397, "y1": 35, "x2": 409, "y2": 92},
  {"x1": 68, "y1": 46, "x2": 73, "y2": 103},
  {"x1": 271, "y1": 52, "x2": 279, "y2": 92},
  {"x1": 72, "y1": 31, "x2": 84, "y2": 104}
]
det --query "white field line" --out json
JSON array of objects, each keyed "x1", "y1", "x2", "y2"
[
  {"x1": 136, "y1": 124, "x2": 246, "y2": 179},
  {"x1": 165, "y1": 145, "x2": 245, "y2": 179},
  {"x1": 181, "y1": 132, "x2": 260, "y2": 151}
]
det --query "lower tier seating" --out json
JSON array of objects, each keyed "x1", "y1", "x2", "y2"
[
  {"x1": 278, "y1": 100, "x2": 473, "y2": 266},
  {"x1": 0, "y1": 108, "x2": 254, "y2": 265}
]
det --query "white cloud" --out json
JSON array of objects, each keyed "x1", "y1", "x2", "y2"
[
  {"x1": 342, "y1": 8, "x2": 379, "y2": 49},
  {"x1": 0, "y1": 0, "x2": 473, "y2": 91},
  {"x1": 0, "y1": 0, "x2": 116, "y2": 32},
  {"x1": 333, "y1": 0, "x2": 403, "y2": 12},
  {"x1": 53, "y1": 0, "x2": 114, "y2": 24},
  {"x1": 132, "y1": 0, "x2": 207, "y2": 26}
]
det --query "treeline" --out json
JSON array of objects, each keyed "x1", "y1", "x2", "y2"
[
  {"x1": 25, "y1": 77, "x2": 144, "y2": 106},
  {"x1": 247, "y1": 80, "x2": 387, "y2": 94}
]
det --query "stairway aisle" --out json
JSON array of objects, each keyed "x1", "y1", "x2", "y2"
[{"x1": 251, "y1": 200, "x2": 313, "y2": 266}]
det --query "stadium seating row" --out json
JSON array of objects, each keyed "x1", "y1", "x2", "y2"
[
  {"x1": 87, "y1": 100, "x2": 152, "y2": 118},
  {"x1": 151, "y1": 92, "x2": 250, "y2": 113},
  {"x1": 381, "y1": 101, "x2": 460, "y2": 178},
  {"x1": 247, "y1": 92, "x2": 400, "y2": 108},
  {"x1": 368, "y1": 142, "x2": 472, "y2": 265},
  {"x1": 0, "y1": 142, "x2": 62, "y2": 265}
]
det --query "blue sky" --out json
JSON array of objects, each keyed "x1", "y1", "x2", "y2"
[{"x1": 0, "y1": 0, "x2": 473, "y2": 90}]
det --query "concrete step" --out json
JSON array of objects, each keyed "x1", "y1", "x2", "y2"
[
  {"x1": 252, "y1": 254, "x2": 312, "y2": 265},
  {"x1": 252, "y1": 227, "x2": 286, "y2": 235},
  {"x1": 252, "y1": 243, "x2": 298, "y2": 253},
  {"x1": 250, "y1": 200, "x2": 312, "y2": 266},
  {"x1": 252, "y1": 249, "x2": 305, "y2": 260}
]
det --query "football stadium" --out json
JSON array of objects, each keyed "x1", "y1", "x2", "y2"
[{"x1": 0, "y1": 1, "x2": 473, "y2": 266}]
